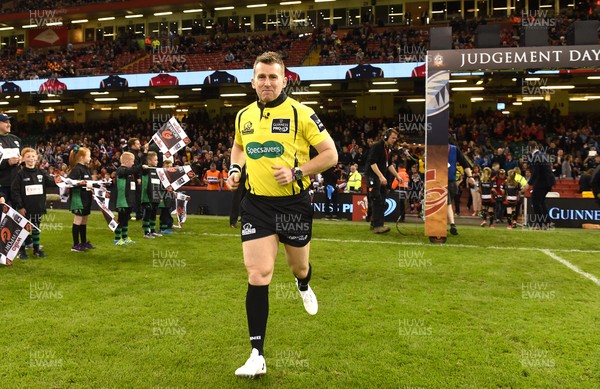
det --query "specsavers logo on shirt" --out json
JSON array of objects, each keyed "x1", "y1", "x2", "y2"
[{"x1": 246, "y1": 141, "x2": 285, "y2": 160}]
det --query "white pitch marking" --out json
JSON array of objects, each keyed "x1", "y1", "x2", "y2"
[
  {"x1": 194, "y1": 233, "x2": 600, "y2": 254},
  {"x1": 540, "y1": 249, "x2": 600, "y2": 286}
]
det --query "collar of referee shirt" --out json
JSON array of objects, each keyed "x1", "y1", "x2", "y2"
[{"x1": 257, "y1": 90, "x2": 288, "y2": 109}]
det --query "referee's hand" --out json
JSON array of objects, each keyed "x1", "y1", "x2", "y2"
[
  {"x1": 272, "y1": 166, "x2": 293, "y2": 186},
  {"x1": 227, "y1": 172, "x2": 240, "y2": 191}
]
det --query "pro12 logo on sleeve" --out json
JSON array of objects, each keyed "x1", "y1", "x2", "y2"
[{"x1": 310, "y1": 113, "x2": 326, "y2": 132}]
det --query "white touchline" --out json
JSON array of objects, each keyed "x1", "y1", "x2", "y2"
[
  {"x1": 540, "y1": 249, "x2": 600, "y2": 287},
  {"x1": 193, "y1": 233, "x2": 600, "y2": 285},
  {"x1": 196, "y1": 233, "x2": 600, "y2": 254}
]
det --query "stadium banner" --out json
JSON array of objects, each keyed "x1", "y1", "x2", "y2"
[
  {"x1": 0, "y1": 204, "x2": 40, "y2": 266},
  {"x1": 9, "y1": 62, "x2": 424, "y2": 93},
  {"x1": 525, "y1": 198, "x2": 600, "y2": 228},
  {"x1": 156, "y1": 166, "x2": 195, "y2": 192},
  {"x1": 424, "y1": 70, "x2": 450, "y2": 239},
  {"x1": 427, "y1": 45, "x2": 600, "y2": 71},
  {"x1": 152, "y1": 117, "x2": 191, "y2": 158},
  {"x1": 311, "y1": 193, "x2": 400, "y2": 221},
  {"x1": 172, "y1": 192, "x2": 191, "y2": 227}
]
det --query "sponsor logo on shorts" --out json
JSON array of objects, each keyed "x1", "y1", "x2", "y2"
[
  {"x1": 287, "y1": 235, "x2": 308, "y2": 241},
  {"x1": 241, "y1": 223, "x2": 256, "y2": 236},
  {"x1": 271, "y1": 118, "x2": 291, "y2": 134},
  {"x1": 246, "y1": 141, "x2": 285, "y2": 160}
]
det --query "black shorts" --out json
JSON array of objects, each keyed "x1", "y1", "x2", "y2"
[
  {"x1": 71, "y1": 207, "x2": 91, "y2": 216},
  {"x1": 482, "y1": 200, "x2": 493, "y2": 208},
  {"x1": 240, "y1": 191, "x2": 313, "y2": 247},
  {"x1": 448, "y1": 181, "x2": 458, "y2": 204}
]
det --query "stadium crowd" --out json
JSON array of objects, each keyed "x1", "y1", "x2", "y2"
[
  {"x1": 1, "y1": 9, "x2": 598, "y2": 80},
  {"x1": 2, "y1": 0, "x2": 124, "y2": 14},
  {"x1": 12, "y1": 107, "x2": 598, "y2": 196},
  {"x1": 0, "y1": 32, "x2": 142, "y2": 80}
]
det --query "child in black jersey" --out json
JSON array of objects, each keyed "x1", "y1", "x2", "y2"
[
  {"x1": 67, "y1": 146, "x2": 95, "y2": 252},
  {"x1": 141, "y1": 152, "x2": 162, "y2": 239},
  {"x1": 491, "y1": 169, "x2": 507, "y2": 227},
  {"x1": 11, "y1": 147, "x2": 58, "y2": 258},
  {"x1": 479, "y1": 167, "x2": 494, "y2": 228},
  {"x1": 503, "y1": 169, "x2": 522, "y2": 229},
  {"x1": 158, "y1": 159, "x2": 175, "y2": 234},
  {"x1": 114, "y1": 152, "x2": 141, "y2": 246}
]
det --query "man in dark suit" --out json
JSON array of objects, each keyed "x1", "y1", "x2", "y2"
[
  {"x1": 590, "y1": 154, "x2": 600, "y2": 208},
  {"x1": 528, "y1": 141, "x2": 556, "y2": 229}
]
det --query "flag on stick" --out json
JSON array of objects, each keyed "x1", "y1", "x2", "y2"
[
  {"x1": 171, "y1": 192, "x2": 191, "y2": 227},
  {"x1": 152, "y1": 117, "x2": 191, "y2": 158},
  {"x1": 156, "y1": 166, "x2": 195, "y2": 192},
  {"x1": 0, "y1": 204, "x2": 40, "y2": 266}
]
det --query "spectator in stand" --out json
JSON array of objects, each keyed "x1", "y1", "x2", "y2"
[
  {"x1": 492, "y1": 148, "x2": 506, "y2": 169},
  {"x1": 470, "y1": 165, "x2": 482, "y2": 217},
  {"x1": 579, "y1": 168, "x2": 594, "y2": 193},
  {"x1": 504, "y1": 153, "x2": 519, "y2": 171},
  {"x1": 355, "y1": 48, "x2": 365, "y2": 62},
  {"x1": 346, "y1": 163, "x2": 362, "y2": 193},
  {"x1": 583, "y1": 147, "x2": 598, "y2": 170},
  {"x1": 562, "y1": 154, "x2": 574, "y2": 179},
  {"x1": 203, "y1": 162, "x2": 221, "y2": 190}
]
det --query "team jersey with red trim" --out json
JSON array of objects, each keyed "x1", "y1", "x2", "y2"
[
  {"x1": 480, "y1": 181, "x2": 493, "y2": 201},
  {"x1": 285, "y1": 68, "x2": 300, "y2": 82},
  {"x1": 411, "y1": 63, "x2": 426, "y2": 77},
  {"x1": 502, "y1": 181, "x2": 522, "y2": 203},
  {"x1": 149, "y1": 73, "x2": 179, "y2": 87},
  {"x1": 39, "y1": 79, "x2": 67, "y2": 93}
]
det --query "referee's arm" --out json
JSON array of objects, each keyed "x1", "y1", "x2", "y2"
[
  {"x1": 227, "y1": 142, "x2": 246, "y2": 191},
  {"x1": 297, "y1": 137, "x2": 337, "y2": 177}
]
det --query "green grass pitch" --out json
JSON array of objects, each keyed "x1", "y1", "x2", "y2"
[{"x1": 1, "y1": 210, "x2": 599, "y2": 388}]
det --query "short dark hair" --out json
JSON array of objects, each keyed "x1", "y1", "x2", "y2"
[
  {"x1": 254, "y1": 51, "x2": 285, "y2": 73},
  {"x1": 128, "y1": 138, "x2": 140, "y2": 148},
  {"x1": 528, "y1": 141, "x2": 538, "y2": 151}
]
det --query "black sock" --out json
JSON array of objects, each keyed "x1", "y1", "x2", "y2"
[
  {"x1": 72, "y1": 224, "x2": 80, "y2": 245},
  {"x1": 296, "y1": 263, "x2": 312, "y2": 292},
  {"x1": 80, "y1": 224, "x2": 87, "y2": 243},
  {"x1": 246, "y1": 284, "x2": 269, "y2": 356}
]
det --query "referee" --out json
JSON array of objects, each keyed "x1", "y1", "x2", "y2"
[{"x1": 227, "y1": 51, "x2": 337, "y2": 378}]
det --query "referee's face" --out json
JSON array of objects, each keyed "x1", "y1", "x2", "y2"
[{"x1": 252, "y1": 62, "x2": 287, "y2": 104}]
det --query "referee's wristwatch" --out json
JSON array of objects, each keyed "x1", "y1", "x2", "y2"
[{"x1": 291, "y1": 167, "x2": 304, "y2": 181}]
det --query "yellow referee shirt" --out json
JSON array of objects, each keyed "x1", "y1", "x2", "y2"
[{"x1": 235, "y1": 93, "x2": 330, "y2": 197}]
